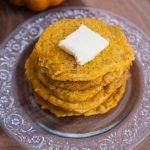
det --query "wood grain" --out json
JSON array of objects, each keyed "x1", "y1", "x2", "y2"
[{"x1": 0, "y1": 0, "x2": 149, "y2": 149}]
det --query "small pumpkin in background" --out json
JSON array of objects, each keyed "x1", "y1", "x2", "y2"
[{"x1": 9, "y1": 0, "x2": 64, "y2": 11}]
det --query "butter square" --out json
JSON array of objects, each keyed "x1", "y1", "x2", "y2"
[{"x1": 59, "y1": 24, "x2": 109, "y2": 65}]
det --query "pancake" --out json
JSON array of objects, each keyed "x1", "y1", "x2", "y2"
[
  {"x1": 32, "y1": 47, "x2": 125, "y2": 91},
  {"x1": 25, "y1": 52, "x2": 128, "y2": 113},
  {"x1": 35, "y1": 95, "x2": 80, "y2": 117},
  {"x1": 35, "y1": 18, "x2": 134, "y2": 81},
  {"x1": 38, "y1": 69, "x2": 127, "y2": 102},
  {"x1": 84, "y1": 82, "x2": 126, "y2": 116},
  {"x1": 38, "y1": 69, "x2": 124, "y2": 90},
  {"x1": 33, "y1": 78, "x2": 124, "y2": 113},
  {"x1": 39, "y1": 77, "x2": 103, "y2": 102},
  {"x1": 26, "y1": 51, "x2": 102, "y2": 102},
  {"x1": 26, "y1": 50, "x2": 128, "y2": 103},
  {"x1": 35, "y1": 83, "x2": 126, "y2": 117}
]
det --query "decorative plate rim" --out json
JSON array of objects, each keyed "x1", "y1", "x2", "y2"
[{"x1": 0, "y1": 7, "x2": 149, "y2": 150}]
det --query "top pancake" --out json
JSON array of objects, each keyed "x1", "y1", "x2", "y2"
[{"x1": 35, "y1": 18, "x2": 134, "y2": 81}]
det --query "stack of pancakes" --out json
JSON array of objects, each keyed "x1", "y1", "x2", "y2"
[{"x1": 25, "y1": 18, "x2": 135, "y2": 117}]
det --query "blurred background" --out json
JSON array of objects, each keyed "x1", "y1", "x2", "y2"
[
  {"x1": 0, "y1": 0, "x2": 149, "y2": 149},
  {"x1": 0, "y1": 0, "x2": 150, "y2": 45}
]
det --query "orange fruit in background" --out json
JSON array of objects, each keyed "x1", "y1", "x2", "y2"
[{"x1": 9, "y1": 0, "x2": 64, "y2": 11}]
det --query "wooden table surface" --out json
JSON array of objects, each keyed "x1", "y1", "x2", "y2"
[{"x1": 0, "y1": 0, "x2": 149, "y2": 149}]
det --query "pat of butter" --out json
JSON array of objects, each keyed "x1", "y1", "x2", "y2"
[{"x1": 59, "y1": 24, "x2": 109, "y2": 65}]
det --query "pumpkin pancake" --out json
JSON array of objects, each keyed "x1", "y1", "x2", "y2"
[
  {"x1": 35, "y1": 18, "x2": 134, "y2": 81},
  {"x1": 38, "y1": 69, "x2": 127, "y2": 102},
  {"x1": 25, "y1": 52, "x2": 128, "y2": 113},
  {"x1": 34, "y1": 83, "x2": 126, "y2": 117},
  {"x1": 38, "y1": 78, "x2": 103, "y2": 102},
  {"x1": 26, "y1": 50, "x2": 128, "y2": 103},
  {"x1": 84, "y1": 82, "x2": 126, "y2": 116},
  {"x1": 33, "y1": 78, "x2": 123, "y2": 113},
  {"x1": 32, "y1": 47, "x2": 126, "y2": 91},
  {"x1": 37, "y1": 68, "x2": 124, "y2": 90},
  {"x1": 35, "y1": 95, "x2": 80, "y2": 117}
]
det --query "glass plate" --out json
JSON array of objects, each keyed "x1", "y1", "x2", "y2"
[{"x1": 0, "y1": 7, "x2": 149, "y2": 150}]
